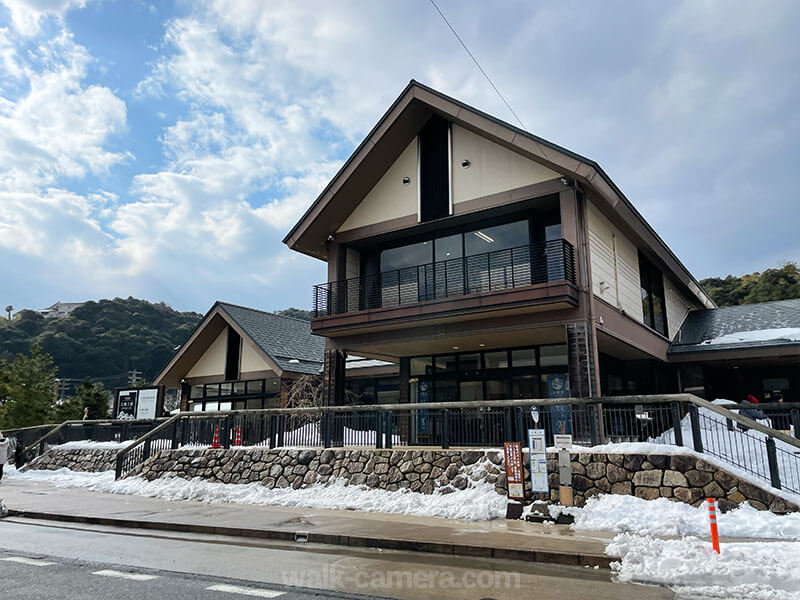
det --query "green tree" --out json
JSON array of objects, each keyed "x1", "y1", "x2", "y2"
[
  {"x1": 700, "y1": 262, "x2": 800, "y2": 306},
  {"x1": 53, "y1": 378, "x2": 111, "y2": 422},
  {"x1": 275, "y1": 307, "x2": 313, "y2": 320},
  {"x1": 0, "y1": 344, "x2": 57, "y2": 429}
]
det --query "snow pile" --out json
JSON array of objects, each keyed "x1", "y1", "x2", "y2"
[
  {"x1": 52, "y1": 440, "x2": 130, "y2": 450},
  {"x1": 9, "y1": 466, "x2": 506, "y2": 521},
  {"x1": 701, "y1": 327, "x2": 800, "y2": 346},
  {"x1": 568, "y1": 494, "x2": 800, "y2": 539},
  {"x1": 608, "y1": 533, "x2": 800, "y2": 600}
]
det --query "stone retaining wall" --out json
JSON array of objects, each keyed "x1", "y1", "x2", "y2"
[
  {"x1": 27, "y1": 446, "x2": 798, "y2": 513},
  {"x1": 26, "y1": 448, "x2": 118, "y2": 473}
]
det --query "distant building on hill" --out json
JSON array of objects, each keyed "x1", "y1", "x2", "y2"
[{"x1": 33, "y1": 301, "x2": 85, "y2": 319}]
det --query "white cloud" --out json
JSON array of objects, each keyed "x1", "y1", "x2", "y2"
[{"x1": 1, "y1": 0, "x2": 91, "y2": 37}]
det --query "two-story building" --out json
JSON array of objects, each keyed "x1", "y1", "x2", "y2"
[{"x1": 284, "y1": 81, "x2": 722, "y2": 408}]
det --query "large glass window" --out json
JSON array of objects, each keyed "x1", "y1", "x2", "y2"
[
  {"x1": 639, "y1": 252, "x2": 668, "y2": 336},
  {"x1": 407, "y1": 343, "x2": 568, "y2": 403},
  {"x1": 464, "y1": 221, "x2": 529, "y2": 255}
]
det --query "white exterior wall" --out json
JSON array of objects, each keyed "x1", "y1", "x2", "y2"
[
  {"x1": 451, "y1": 125, "x2": 559, "y2": 203},
  {"x1": 338, "y1": 138, "x2": 418, "y2": 231},
  {"x1": 240, "y1": 341, "x2": 270, "y2": 374},
  {"x1": 587, "y1": 201, "x2": 644, "y2": 322},
  {"x1": 186, "y1": 329, "x2": 228, "y2": 378},
  {"x1": 664, "y1": 277, "x2": 696, "y2": 340}
]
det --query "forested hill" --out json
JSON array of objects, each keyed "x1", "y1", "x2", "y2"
[
  {"x1": 699, "y1": 262, "x2": 800, "y2": 307},
  {"x1": 0, "y1": 298, "x2": 202, "y2": 388}
]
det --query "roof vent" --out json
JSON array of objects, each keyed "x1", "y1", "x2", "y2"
[{"x1": 288, "y1": 359, "x2": 300, "y2": 364}]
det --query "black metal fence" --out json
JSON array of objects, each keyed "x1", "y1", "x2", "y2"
[
  {"x1": 313, "y1": 239, "x2": 576, "y2": 317},
  {"x1": 18, "y1": 418, "x2": 169, "y2": 467},
  {"x1": 111, "y1": 395, "x2": 800, "y2": 496}
]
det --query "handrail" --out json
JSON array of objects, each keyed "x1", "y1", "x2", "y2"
[
  {"x1": 19, "y1": 417, "x2": 170, "y2": 466},
  {"x1": 313, "y1": 239, "x2": 575, "y2": 317},
  {"x1": 115, "y1": 413, "x2": 182, "y2": 479}
]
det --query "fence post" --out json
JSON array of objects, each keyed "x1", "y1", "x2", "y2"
[
  {"x1": 589, "y1": 404, "x2": 600, "y2": 446},
  {"x1": 322, "y1": 412, "x2": 332, "y2": 449},
  {"x1": 171, "y1": 417, "x2": 180, "y2": 450},
  {"x1": 441, "y1": 409, "x2": 450, "y2": 449},
  {"x1": 143, "y1": 437, "x2": 152, "y2": 461},
  {"x1": 223, "y1": 415, "x2": 232, "y2": 449},
  {"x1": 792, "y1": 409, "x2": 800, "y2": 441},
  {"x1": 504, "y1": 407, "x2": 513, "y2": 442},
  {"x1": 385, "y1": 412, "x2": 393, "y2": 449},
  {"x1": 670, "y1": 401, "x2": 684, "y2": 447},
  {"x1": 765, "y1": 437, "x2": 782, "y2": 490},
  {"x1": 375, "y1": 410, "x2": 384, "y2": 449},
  {"x1": 115, "y1": 454, "x2": 123, "y2": 480},
  {"x1": 688, "y1": 404, "x2": 703, "y2": 453},
  {"x1": 277, "y1": 415, "x2": 285, "y2": 448},
  {"x1": 268, "y1": 415, "x2": 277, "y2": 449}
]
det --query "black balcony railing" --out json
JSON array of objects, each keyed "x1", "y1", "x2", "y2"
[{"x1": 313, "y1": 239, "x2": 575, "y2": 317}]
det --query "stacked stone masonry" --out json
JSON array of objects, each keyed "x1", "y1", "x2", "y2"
[
  {"x1": 29, "y1": 447, "x2": 798, "y2": 514},
  {"x1": 27, "y1": 448, "x2": 118, "y2": 473}
]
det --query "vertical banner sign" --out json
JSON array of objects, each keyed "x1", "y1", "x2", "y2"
[
  {"x1": 503, "y1": 442, "x2": 525, "y2": 500},
  {"x1": 417, "y1": 380, "x2": 430, "y2": 434},
  {"x1": 547, "y1": 373, "x2": 572, "y2": 435},
  {"x1": 528, "y1": 429, "x2": 549, "y2": 493}
]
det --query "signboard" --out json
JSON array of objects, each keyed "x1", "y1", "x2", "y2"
[
  {"x1": 528, "y1": 429, "x2": 549, "y2": 493},
  {"x1": 136, "y1": 388, "x2": 158, "y2": 420},
  {"x1": 114, "y1": 386, "x2": 164, "y2": 420},
  {"x1": 553, "y1": 434, "x2": 573, "y2": 449},
  {"x1": 503, "y1": 442, "x2": 525, "y2": 500},
  {"x1": 117, "y1": 391, "x2": 137, "y2": 419},
  {"x1": 546, "y1": 374, "x2": 572, "y2": 435}
]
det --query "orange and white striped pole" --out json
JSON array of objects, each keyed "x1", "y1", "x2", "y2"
[{"x1": 707, "y1": 497, "x2": 721, "y2": 554}]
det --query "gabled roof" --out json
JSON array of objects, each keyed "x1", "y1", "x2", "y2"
[
  {"x1": 283, "y1": 79, "x2": 714, "y2": 309},
  {"x1": 218, "y1": 303, "x2": 324, "y2": 374},
  {"x1": 669, "y1": 299, "x2": 800, "y2": 355},
  {"x1": 154, "y1": 301, "x2": 324, "y2": 386}
]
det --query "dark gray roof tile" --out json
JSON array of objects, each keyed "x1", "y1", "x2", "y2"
[
  {"x1": 669, "y1": 299, "x2": 800, "y2": 354},
  {"x1": 217, "y1": 303, "x2": 325, "y2": 374}
]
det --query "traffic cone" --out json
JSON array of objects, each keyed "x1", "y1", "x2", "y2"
[
  {"x1": 210, "y1": 424, "x2": 221, "y2": 449},
  {"x1": 233, "y1": 425, "x2": 242, "y2": 447}
]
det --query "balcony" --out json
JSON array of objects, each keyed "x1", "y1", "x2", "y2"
[{"x1": 313, "y1": 239, "x2": 576, "y2": 319}]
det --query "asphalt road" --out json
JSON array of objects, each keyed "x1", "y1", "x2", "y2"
[{"x1": 0, "y1": 517, "x2": 678, "y2": 600}]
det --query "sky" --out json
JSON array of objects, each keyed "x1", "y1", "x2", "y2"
[{"x1": 0, "y1": 0, "x2": 798, "y2": 315}]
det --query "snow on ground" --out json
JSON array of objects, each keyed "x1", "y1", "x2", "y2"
[
  {"x1": 608, "y1": 534, "x2": 800, "y2": 600},
  {"x1": 563, "y1": 493, "x2": 800, "y2": 540},
  {"x1": 701, "y1": 327, "x2": 800, "y2": 346},
  {"x1": 7, "y1": 464, "x2": 506, "y2": 521},
  {"x1": 52, "y1": 440, "x2": 130, "y2": 450}
]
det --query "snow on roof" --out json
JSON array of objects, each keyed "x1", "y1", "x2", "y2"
[{"x1": 700, "y1": 327, "x2": 800, "y2": 346}]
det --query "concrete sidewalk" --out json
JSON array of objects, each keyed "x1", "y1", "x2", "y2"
[{"x1": 0, "y1": 477, "x2": 616, "y2": 568}]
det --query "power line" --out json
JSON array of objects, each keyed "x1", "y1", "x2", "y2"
[{"x1": 428, "y1": 0, "x2": 526, "y2": 130}]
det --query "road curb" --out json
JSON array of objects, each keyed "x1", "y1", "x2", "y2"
[{"x1": 6, "y1": 508, "x2": 612, "y2": 569}]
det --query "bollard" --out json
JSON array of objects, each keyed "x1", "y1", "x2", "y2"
[{"x1": 707, "y1": 498, "x2": 720, "y2": 554}]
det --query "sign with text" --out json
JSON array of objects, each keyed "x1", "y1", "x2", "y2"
[
  {"x1": 527, "y1": 429, "x2": 549, "y2": 493},
  {"x1": 503, "y1": 442, "x2": 525, "y2": 500},
  {"x1": 136, "y1": 388, "x2": 158, "y2": 420},
  {"x1": 553, "y1": 434, "x2": 573, "y2": 449}
]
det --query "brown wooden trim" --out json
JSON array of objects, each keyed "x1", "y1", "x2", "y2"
[
  {"x1": 312, "y1": 282, "x2": 579, "y2": 336},
  {"x1": 593, "y1": 297, "x2": 669, "y2": 360},
  {"x1": 668, "y1": 344, "x2": 800, "y2": 364},
  {"x1": 334, "y1": 179, "x2": 565, "y2": 245}
]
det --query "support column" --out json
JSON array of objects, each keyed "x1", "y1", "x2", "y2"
[
  {"x1": 180, "y1": 382, "x2": 191, "y2": 412},
  {"x1": 322, "y1": 348, "x2": 347, "y2": 407},
  {"x1": 566, "y1": 321, "x2": 598, "y2": 398}
]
